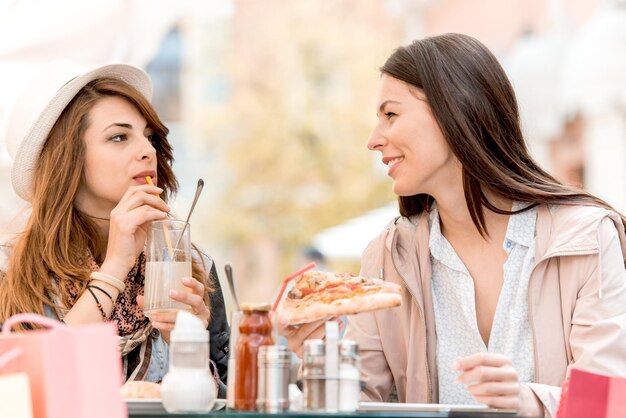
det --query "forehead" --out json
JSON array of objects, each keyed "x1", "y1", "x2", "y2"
[
  {"x1": 377, "y1": 74, "x2": 426, "y2": 102},
  {"x1": 88, "y1": 96, "x2": 144, "y2": 122}
]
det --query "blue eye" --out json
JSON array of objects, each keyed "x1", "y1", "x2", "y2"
[{"x1": 110, "y1": 134, "x2": 127, "y2": 143}]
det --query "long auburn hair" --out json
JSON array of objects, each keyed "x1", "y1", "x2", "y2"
[
  {"x1": 0, "y1": 78, "x2": 211, "y2": 322},
  {"x1": 381, "y1": 33, "x2": 626, "y2": 235}
]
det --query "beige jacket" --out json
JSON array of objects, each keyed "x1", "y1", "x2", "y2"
[{"x1": 345, "y1": 204, "x2": 626, "y2": 416}]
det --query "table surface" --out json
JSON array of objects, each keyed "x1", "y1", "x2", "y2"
[
  {"x1": 129, "y1": 412, "x2": 518, "y2": 418},
  {"x1": 125, "y1": 399, "x2": 523, "y2": 418}
]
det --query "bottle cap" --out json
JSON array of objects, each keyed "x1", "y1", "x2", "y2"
[
  {"x1": 339, "y1": 339, "x2": 359, "y2": 357},
  {"x1": 303, "y1": 339, "x2": 325, "y2": 357},
  {"x1": 240, "y1": 302, "x2": 271, "y2": 312},
  {"x1": 258, "y1": 345, "x2": 291, "y2": 362},
  {"x1": 170, "y1": 311, "x2": 209, "y2": 343}
]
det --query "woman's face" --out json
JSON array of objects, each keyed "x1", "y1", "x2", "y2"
[
  {"x1": 368, "y1": 74, "x2": 460, "y2": 197},
  {"x1": 75, "y1": 95, "x2": 158, "y2": 216}
]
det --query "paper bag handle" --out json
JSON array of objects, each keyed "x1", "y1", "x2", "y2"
[{"x1": 2, "y1": 313, "x2": 67, "y2": 335}]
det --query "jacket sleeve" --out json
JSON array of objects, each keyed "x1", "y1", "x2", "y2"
[
  {"x1": 344, "y1": 236, "x2": 394, "y2": 402},
  {"x1": 529, "y1": 217, "x2": 626, "y2": 417}
]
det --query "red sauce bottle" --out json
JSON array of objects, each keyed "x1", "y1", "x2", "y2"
[{"x1": 234, "y1": 303, "x2": 274, "y2": 411}]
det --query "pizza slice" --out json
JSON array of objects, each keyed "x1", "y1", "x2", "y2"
[{"x1": 276, "y1": 270, "x2": 402, "y2": 325}]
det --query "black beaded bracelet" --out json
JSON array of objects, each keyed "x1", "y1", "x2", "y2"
[
  {"x1": 86, "y1": 286, "x2": 107, "y2": 321},
  {"x1": 87, "y1": 284, "x2": 114, "y2": 303}
]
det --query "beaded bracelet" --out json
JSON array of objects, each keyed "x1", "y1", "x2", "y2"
[
  {"x1": 90, "y1": 271, "x2": 125, "y2": 292},
  {"x1": 86, "y1": 286, "x2": 108, "y2": 321}
]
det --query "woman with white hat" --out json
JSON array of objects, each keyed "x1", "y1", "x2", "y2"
[{"x1": 0, "y1": 61, "x2": 230, "y2": 387}]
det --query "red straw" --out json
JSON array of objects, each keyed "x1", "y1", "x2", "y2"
[{"x1": 272, "y1": 262, "x2": 316, "y2": 311}]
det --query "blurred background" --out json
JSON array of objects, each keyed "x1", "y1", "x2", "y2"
[{"x1": 1, "y1": 0, "x2": 625, "y2": 311}]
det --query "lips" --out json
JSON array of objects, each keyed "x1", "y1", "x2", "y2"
[
  {"x1": 133, "y1": 170, "x2": 157, "y2": 185},
  {"x1": 384, "y1": 157, "x2": 404, "y2": 176}
]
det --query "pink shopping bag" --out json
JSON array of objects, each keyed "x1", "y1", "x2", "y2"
[
  {"x1": 0, "y1": 313, "x2": 127, "y2": 418},
  {"x1": 556, "y1": 369, "x2": 626, "y2": 418}
]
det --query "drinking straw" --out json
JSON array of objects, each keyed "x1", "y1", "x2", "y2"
[
  {"x1": 146, "y1": 176, "x2": 174, "y2": 259},
  {"x1": 272, "y1": 262, "x2": 316, "y2": 311}
]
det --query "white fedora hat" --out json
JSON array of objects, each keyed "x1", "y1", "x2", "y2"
[{"x1": 5, "y1": 60, "x2": 153, "y2": 202}]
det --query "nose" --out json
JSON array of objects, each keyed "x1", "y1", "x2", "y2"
[
  {"x1": 138, "y1": 134, "x2": 157, "y2": 161},
  {"x1": 367, "y1": 122, "x2": 386, "y2": 152}
]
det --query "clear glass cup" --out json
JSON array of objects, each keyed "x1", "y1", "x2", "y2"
[{"x1": 143, "y1": 219, "x2": 192, "y2": 317}]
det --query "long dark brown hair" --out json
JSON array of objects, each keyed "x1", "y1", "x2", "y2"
[
  {"x1": 0, "y1": 78, "x2": 212, "y2": 322},
  {"x1": 381, "y1": 33, "x2": 626, "y2": 235}
]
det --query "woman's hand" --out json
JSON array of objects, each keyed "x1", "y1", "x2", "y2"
[
  {"x1": 137, "y1": 277, "x2": 210, "y2": 345},
  {"x1": 100, "y1": 184, "x2": 169, "y2": 279},
  {"x1": 453, "y1": 353, "x2": 542, "y2": 416},
  {"x1": 276, "y1": 316, "x2": 343, "y2": 358}
]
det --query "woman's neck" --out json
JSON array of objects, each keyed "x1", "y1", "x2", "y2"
[
  {"x1": 76, "y1": 209, "x2": 110, "y2": 245},
  {"x1": 434, "y1": 186, "x2": 512, "y2": 244}
]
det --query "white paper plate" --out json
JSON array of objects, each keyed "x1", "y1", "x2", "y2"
[
  {"x1": 126, "y1": 398, "x2": 226, "y2": 414},
  {"x1": 359, "y1": 402, "x2": 516, "y2": 414}
]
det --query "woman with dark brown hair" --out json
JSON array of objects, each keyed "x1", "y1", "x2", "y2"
[
  {"x1": 0, "y1": 61, "x2": 229, "y2": 389},
  {"x1": 283, "y1": 34, "x2": 626, "y2": 416}
]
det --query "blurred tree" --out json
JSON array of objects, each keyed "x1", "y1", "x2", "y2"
[{"x1": 190, "y1": 0, "x2": 401, "y2": 300}]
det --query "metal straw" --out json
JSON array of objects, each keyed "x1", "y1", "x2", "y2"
[
  {"x1": 224, "y1": 264, "x2": 240, "y2": 311},
  {"x1": 173, "y1": 178, "x2": 204, "y2": 250}
]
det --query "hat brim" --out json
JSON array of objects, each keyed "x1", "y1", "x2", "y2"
[{"x1": 11, "y1": 63, "x2": 152, "y2": 202}]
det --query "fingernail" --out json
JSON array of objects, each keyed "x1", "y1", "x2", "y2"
[
  {"x1": 182, "y1": 277, "x2": 191, "y2": 284},
  {"x1": 169, "y1": 290, "x2": 178, "y2": 297}
]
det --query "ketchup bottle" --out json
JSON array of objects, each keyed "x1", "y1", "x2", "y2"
[{"x1": 234, "y1": 303, "x2": 274, "y2": 411}]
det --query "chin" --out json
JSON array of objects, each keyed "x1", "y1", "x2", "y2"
[{"x1": 392, "y1": 184, "x2": 418, "y2": 197}]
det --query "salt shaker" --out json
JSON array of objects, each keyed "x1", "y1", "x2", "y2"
[
  {"x1": 256, "y1": 345, "x2": 290, "y2": 413},
  {"x1": 302, "y1": 339, "x2": 326, "y2": 411},
  {"x1": 338, "y1": 339, "x2": 361, "y2": 412},
  {"x1": 161, "y1": 311, "x2": 217, "y2": 413}
]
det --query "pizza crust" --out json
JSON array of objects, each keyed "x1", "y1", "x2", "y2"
[
  {"x1": 278, "y1": 291, "x2": 401, "y2": 325},
  {"x1": 121, "y1": 381, "x2": 161, "y2": 399}
]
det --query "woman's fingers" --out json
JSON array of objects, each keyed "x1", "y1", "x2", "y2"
[
  {"x1": 472, "y1": 395, "x2": 519, "y2": 411},
  {"x1": 166, "y1": 278, "x2": 210, "y2": 328},
  {"x1": 453, "y1": 352, "x2": 512, "y2": 371},
  {"x1": 114, "y1": 184, "x2": 169, "y2": 213},
  {"x1": 456, "y1": 364, "x2": 518, "y2": 384},
  {"x1": 278, "y1": 317, "x2": 329, "y2": 358},
  {"x1": 466, "y1": 381, "x2": 519, "y2": 396},
  {"x1": 181, "y1": 277, "x2": 205, "y2": 296},
  {"x1": 454, "y1": 353, "x2": 521, "y2": 411}
]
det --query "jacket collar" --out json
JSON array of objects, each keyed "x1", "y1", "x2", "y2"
[
  {"x1": 387, "y1": 204, "x2": 626, "y2": 267},
  {"x1": 535, "y1": 205, "x2": 626, "y2": 260}
]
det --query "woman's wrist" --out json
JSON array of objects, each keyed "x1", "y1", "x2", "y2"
[
  {"x1": 518, "y1": 383, "x2": 543, "y2": 417},
  {"x1": 97, "y1": 261, "x2": 129, "y2": 286}
]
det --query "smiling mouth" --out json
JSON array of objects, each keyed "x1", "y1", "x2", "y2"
[{"x1": 387, "y1": 157, "x2": 403, "y2": 168}]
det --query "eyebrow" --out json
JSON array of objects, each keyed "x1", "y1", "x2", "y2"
[
  {"x1": 102, "y1": 122, "x2": 132, "y2": 132},
  {"x1": 378, "y1": 100, "x2": 400, "y2": 113}
]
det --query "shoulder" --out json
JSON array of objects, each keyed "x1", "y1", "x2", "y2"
[
  {"x1": 538, "y1": 204, "x2": 626, "y2": 257},
  {"x1": 361, "y1": 213, "x2": 426, "y2": 267},
  {"x1": 362, "y1": 215, "x2": 415, "y2": 252}
]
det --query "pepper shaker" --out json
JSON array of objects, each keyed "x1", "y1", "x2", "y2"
[
  {"x1": 256, "y1": 345, "x2": 290, "y2": 413},
  {"x1": 302, "y1": 339, "x2": 326, "y2": 411}
]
